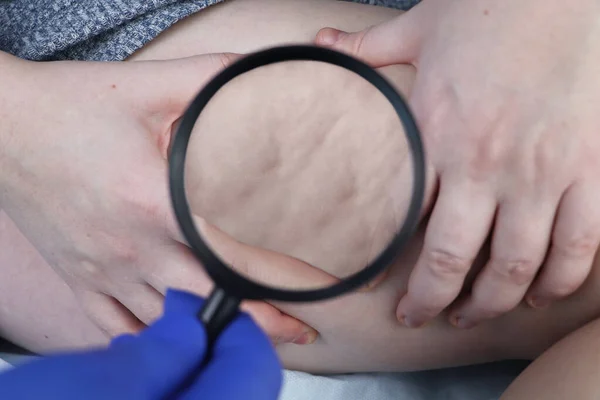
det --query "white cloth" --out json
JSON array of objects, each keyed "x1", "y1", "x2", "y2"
[{"x1": 281, "y1": 361, "x2": 528, "y2": 400}]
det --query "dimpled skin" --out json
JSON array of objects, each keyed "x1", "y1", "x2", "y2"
[{"x1": 184, "y1": 61, "x2": 414, "y2": 278}]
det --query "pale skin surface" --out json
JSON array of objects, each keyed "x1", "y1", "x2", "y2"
[{"x1": 1, "y1": 0, "x2": 600, "y2": 397}]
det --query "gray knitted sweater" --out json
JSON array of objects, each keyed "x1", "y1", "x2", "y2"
[{"x1": 0, "y1": 0, "x2": 420, "y2": 62}]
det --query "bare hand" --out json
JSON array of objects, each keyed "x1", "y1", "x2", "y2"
[
  {"x1": 0, "y1": 54, "x2": 333, "y2": 345},
  {"x1": 316, "y1": 0, "x2": 600, "y2": 328}
]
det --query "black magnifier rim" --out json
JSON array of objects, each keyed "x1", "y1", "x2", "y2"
[{"x1": 169, "y1": 45, "x2": 425, "y2": 302}]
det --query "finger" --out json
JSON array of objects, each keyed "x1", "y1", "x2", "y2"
[
  {"x1": 205, "y1": 219, "x2": 340, "y2": 289},
  {"x1": 171, "y1": 217, "x2": 341, "y2": 290},
  {"x1": 74, "y1": 289, "x2": 144, "y2": 337},
  {"x1": 114, "y1": 282, "x2": 165, "y2": 326},
  {"x1": 127, "y1": 53, "x2": 243, "y2": 119},
  {"x1": 143, "y1": 242, "x2": 213, "y2": 296},
  {"x1": 450, "y1": 200, "x2": 556, "y2": 328},
  {"x1": 314, "y1": 9, "x2": 424, "y2": 66},
  {"x1": 528, "y1": 183, "x2": 600, "y2": 307},
  {"x1": 165, "y1": 189, "x2": 392, "y2": 293},
  {"x1": 397, "y1": 179, "x2": 496, "y2": 327},
  {"x1": 419, "y1": 163, "x2": 441, "y2": 221},
  {"x1": 241, "y1": 301, "x2": 317, "y2": 345},
  {"x1": 145, "y1": 243, "x2": 321, "y2": 344},
  {"x1": 375, "y1": 65, "x2": 439, "y2": 222}
]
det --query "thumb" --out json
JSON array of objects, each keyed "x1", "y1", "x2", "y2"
[
  {"x1": 166, "y1": 206, "x2": 386, "y2": 294},
  {"x1": 131, "y1": 53, "x2": 243, "y2": 120},
  {"x1": 315, "y1": 12, "x2": 422, "y2": 67},
  {"x1": 195, "y1": 218, "x2": 341, "y2": 291}
]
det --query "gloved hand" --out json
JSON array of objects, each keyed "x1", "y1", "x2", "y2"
[{"x1": 0, "y1": 290, "x2": 282, "y2": 400}]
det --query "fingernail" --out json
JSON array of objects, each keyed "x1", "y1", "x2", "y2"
[
  {"x1": 292, "y1": 332, "x2": 315, "y2": 345},
  {"x1": 450, "y1": 315, "x2": 476, "y2": 329},
  {"x1": 317, "y1": 28, "x2": 346, "y2": 46},
  {"x1": 292, "y1": 329, "x2": 318, "y2": 345},
  {"x1": 399, "y1": 314, "x2": 422, "y2": 328},
  {"x1": 528, "y1": 296, "x2": 550, "y2": 309}
]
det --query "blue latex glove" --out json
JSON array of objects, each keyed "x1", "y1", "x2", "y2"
[{"x1": 0, "y1": 290, "x2": 282, "y2": 400}]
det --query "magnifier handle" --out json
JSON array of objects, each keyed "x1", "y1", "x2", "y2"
[
  {"x1": 198, "y1": 287, "x2": 241, "y2": 349},
  {"x1": 165, "y1": 289, "x2": 243, "y2": 399}
]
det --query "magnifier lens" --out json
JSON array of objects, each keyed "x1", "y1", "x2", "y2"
[{"x1": 182, "y1": 60, "x2": 414, "y2": 291}]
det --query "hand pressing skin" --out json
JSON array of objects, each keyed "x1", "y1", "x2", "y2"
[
  {"x1": 316, "y1": 0, "x2": 600, "y2": 329},
  {"x1": 0, "y1": 52, "x2": 337, "y2": 345}
]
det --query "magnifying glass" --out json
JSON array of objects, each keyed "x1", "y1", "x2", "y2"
[{"x1": 169, "y1": 45, "x2": 426, "y2": 348}]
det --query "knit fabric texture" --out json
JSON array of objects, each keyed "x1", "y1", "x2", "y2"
[{"x1": 0, "y1": 0, "x2": 421, "y2": 61}]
